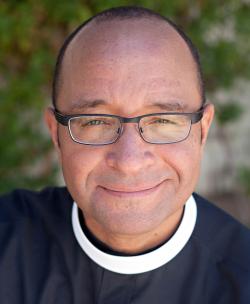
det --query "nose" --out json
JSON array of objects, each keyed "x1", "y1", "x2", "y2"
[{"x1": 105, "y1": 124, "x2": 155, "y2": 174}]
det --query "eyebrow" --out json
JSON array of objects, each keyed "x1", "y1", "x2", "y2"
[
  {"x1": 149, "y1": 101, "x2": 186, "y2": 112},
  {"x1": 69, "y1": 99, "x2": 108, "y2": 111},
  {"x1": 68, "y1": 99, "x2": 186, "y2": 112}
]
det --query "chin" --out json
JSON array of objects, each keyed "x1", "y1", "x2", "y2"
[{"x1": 90, "y1": 196, "x2": 179, "y2": 236}]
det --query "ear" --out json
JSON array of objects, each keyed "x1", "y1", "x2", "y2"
[
  {"x1": 200, "y1": 103, "x2": 214, "y2": 146},
  {"x1": 44, "y1": 107, "x2": 61, "y2": 158}
]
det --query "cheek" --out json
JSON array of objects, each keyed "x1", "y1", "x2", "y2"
[
  {"x1": 60, "y1": 142, "x2": 105, "y2": 199},
  {"x1": 157, "y1": 130, "x2": 202, "y2": 187}
]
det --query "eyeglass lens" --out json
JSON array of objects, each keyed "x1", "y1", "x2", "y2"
[
  {"x1": 140, "y1": 114, "x2": 191, "y2": 144},
  {"x1": 68, "y1": 114, "x2": 192, "y2": 145},
  {"x1": 69, "y1": 116, "x2": 121, "y2": 144}
]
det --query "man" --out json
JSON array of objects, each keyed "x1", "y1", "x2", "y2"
[{"x1": 0, "y1": 6, "x2": 249, "y2": 304}]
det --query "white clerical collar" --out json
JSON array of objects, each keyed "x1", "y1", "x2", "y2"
[{"x1": 72, "y1": 195, "x2": 197, "y2": 275}]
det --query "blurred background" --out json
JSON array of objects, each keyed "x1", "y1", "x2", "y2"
[{"x1": 0, "y1": 1, "x2": 249, "y2": 226}]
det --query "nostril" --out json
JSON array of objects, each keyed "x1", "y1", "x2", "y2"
[{"x1": 140, "y1": 127, "x2": 143, "y2": 133}]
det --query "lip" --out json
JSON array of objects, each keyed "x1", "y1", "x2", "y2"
[{"x1": 99, "y1": 181, "x2": 165, "y2": 198}]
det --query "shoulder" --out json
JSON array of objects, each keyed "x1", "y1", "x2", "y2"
[
  {"x1": 192, "y1": 192, "x2": 250, "y2": 272},
  {"x1": 0, "y1": 187, "x2": 73, "y2": 222}
]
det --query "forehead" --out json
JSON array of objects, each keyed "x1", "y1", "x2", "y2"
[
  {"x1": 66, "y1": 18, "x2": 193, "y2": 67},
  {"x1": 59, "y1": 19, "x2": 200, "y2": 112}
]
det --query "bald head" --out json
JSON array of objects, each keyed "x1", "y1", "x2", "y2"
[{"x1": 52, "y1": 6, "x2": 205, "y2": 108}]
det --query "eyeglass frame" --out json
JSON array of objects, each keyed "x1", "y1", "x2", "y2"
[{"x1": 52, "y1": 105, "x2": 206, "y2": 146}]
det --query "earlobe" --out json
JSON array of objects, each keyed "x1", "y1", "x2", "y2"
[
  {"x1": 44, "y1": 107, "x2": 60, "y2": 152},
  {"x1": 201, "y1": 103, "x2": 215, "y2": 146}
]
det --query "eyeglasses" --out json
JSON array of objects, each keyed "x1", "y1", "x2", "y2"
[{"x1": 53, "y1": 106, "x2": 205, "y2": 145}]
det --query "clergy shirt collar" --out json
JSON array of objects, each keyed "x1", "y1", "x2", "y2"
[{"x1": 72, "y1": 195, "x2": 197, "y2": 275}]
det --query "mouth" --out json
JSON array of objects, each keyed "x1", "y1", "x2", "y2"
[{"x1": 99, "y1": 181, "x2": 165, "y2": 198}]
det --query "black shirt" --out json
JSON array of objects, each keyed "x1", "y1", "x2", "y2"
[{"x1": 0, "y1": 187, "x2": 249, "y2": 303}]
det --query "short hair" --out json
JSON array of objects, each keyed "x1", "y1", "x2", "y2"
[{"x1": 52, "y1": 6, "x2": 205, "y2": 108}]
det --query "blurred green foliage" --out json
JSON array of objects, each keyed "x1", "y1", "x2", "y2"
[
  {"x1": 239, "y1": 168, "x2": 250, "y2": 196},
  {"x1": 1, "y1": 0, "x2": 250, "y2": 193},
  {"x1": 216, "y1": 103, "x2": 243, "y2": 125}
]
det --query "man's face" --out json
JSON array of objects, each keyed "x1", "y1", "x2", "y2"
[{"x1": 46, "y1": 19, "x2": 214, "y2": 248}]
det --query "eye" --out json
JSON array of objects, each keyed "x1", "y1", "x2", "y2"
[
  {"x1": 86, "y1": 119, "x2": 106, "y2": 126},
  {"x1": 150, "y1": 117, "x2": 177, "y2": 125},
  {"x1": 155, "y1": 118, "x2": 175, "y2": 124}
]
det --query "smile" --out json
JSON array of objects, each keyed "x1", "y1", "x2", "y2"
[{"x1": 99, "y1": 181, "x2": 165, "y2": 198}]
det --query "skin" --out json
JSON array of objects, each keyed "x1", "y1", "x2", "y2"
[{"x1": 45, "y1": 18, "x2": 214, "y2": 254}]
